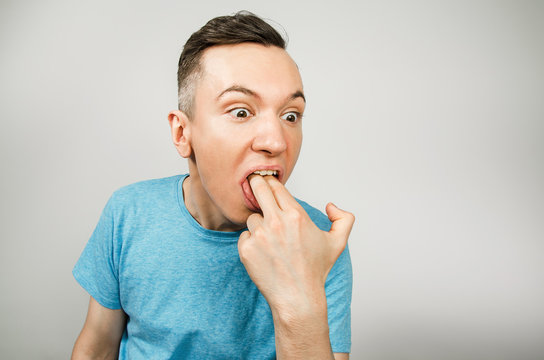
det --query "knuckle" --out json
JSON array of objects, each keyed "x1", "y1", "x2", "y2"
[
  {"x1": 267, "y1": 217, "x2": 282, "y2": 231},
  {"x1": 342, "y1": 210, "x2": 355, "y2": 222},
  {"x1": 239, "y1": 251, "x2": 250, "y2": 264},
  {"x1": 253, "y1": 226, "x2": 266, "y2": 239},
  {"x1": 238, "y1": 241, "x2": 248, "y2": 259},
  {"x1": 238, "y1": 231, "x2": 248, "y2": 245},
  {"x1": 286, "y1": 208, "x2": 302, "y2": 223},
  {"x1": 238, "y1": 239, "x2": 253, "y2": 261}
]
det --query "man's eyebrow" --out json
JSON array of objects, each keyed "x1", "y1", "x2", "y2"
[
  {"x1": 217, "y1": 86, "x2": 258, "y2": 100},
  {"x1": 290, "y1": 90, "x2": 306, "y2": 103},
  {"x1": 217, "y1": 85, "x2": 306, "y2": 103}
]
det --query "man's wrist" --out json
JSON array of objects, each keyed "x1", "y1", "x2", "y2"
[
  {"x1": 269, "y1": 286, "x2": 328, "y2": 324},
  {"x1": 271, "y1": 298, "x2": 333, "y2": 360},
  {"x1": 270, "y1": 291, "x2": 331, "y2": 345},
  {"x1": 271, "y1": 299, "x2": 328, "y2": 329}
]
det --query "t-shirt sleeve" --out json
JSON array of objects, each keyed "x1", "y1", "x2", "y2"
[
  {"x1": 73, "y1": 195, "x2": 122, "y2": 309},
  {"x1": 326, "y1": 243, "x2": 353, "y2": 353}
]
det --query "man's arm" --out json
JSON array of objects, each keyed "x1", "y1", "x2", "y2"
[
  {"x1": 71, "y1": 296, "x2": 127, "y2": 360},
  {"x1": 238, "y1": 175, "x2": 354, "y2": 359}
]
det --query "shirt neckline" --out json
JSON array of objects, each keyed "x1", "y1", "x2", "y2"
[{"x1": 176, "y1": 174, "x2": 246, "y2": 242}]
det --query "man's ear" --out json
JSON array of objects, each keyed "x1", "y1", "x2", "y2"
[{"x1": 168, "y1": 110, "x2": 192, "y2": 158}]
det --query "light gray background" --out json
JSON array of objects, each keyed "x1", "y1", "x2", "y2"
[{"x1": 1, "y1": 0, "x2": 543, "y2": 359}]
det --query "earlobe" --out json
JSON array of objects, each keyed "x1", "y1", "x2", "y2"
[{"x1": 168, "y1": 110, "x2": 192, "y2": 158}]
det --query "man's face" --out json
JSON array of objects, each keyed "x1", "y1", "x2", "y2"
[{"x1": 186, "y1": 43, "x2": 305, "y2": 229}]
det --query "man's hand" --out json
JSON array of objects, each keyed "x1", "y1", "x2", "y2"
[{"x1": 238, "y1": 175, "x2": 354, "y2": 359}]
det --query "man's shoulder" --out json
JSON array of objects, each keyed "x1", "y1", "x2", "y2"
[
  {"x1": 107, "y1": 174, "x2": 184, "y2": 210},
  {"x1": 295, "y1": 198, "x2": 332, "y2": 232},
  {"x1": 113, "y1": 174, "x2": 182, "y2": 195}
]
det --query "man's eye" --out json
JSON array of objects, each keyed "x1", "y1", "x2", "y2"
[
  {"x1": 229, "y1": 108, "x2": 251, "y2": 118},
  {"x1": 281, "y1": 112, "x2": 300, "y2": 123}
]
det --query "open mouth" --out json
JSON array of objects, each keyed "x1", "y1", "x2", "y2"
[
  {"x1": 249, "y1": 170, "x2": 279, "y2": 177},
  {"x1": 241, "y1": 170, "x2": 280, "y2": 212}
]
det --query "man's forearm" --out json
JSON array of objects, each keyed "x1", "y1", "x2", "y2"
[
  {"x1": 72, "y1": 337, "x2": 120, "y2": 360},
  {"x1": 271, "y1": 293, "x2": 334, "y2": 360}
]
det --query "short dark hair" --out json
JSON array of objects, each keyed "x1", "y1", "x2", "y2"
[{"x1": 177, "y1": 11, "x2": 286, "y2": 118}]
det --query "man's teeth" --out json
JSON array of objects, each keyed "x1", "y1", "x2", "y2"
[{"x1": 252, "y1": 170, "x2": 278, "y2": 176}]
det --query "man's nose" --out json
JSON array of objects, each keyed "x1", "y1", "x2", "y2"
[{"x1": 251, "y1": 113, "x2": 287, "y2": 156}]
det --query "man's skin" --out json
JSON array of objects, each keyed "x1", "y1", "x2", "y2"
[{"x1": 72, "y1": 43, "x2": 353, "y2": 360}]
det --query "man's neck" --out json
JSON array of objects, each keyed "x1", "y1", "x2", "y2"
[{"x1": 182, "y1": 174, "x2": 244, "y2": 232}]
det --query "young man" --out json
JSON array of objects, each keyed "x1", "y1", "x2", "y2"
[{"x1": 72, "y1": 12, "x2": 354, "y2": 360}]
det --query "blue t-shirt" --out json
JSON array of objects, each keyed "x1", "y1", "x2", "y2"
[{"x1": 73, "y1": 174, "x2": 352, "y2": 359}]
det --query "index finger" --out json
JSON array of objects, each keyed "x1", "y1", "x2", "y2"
[
  {"x1": 263, "y1": 175, "x2": 300, "y2": 211},
  {"x1": 248, "y1": 175, "x2": 280, "y2": 216}
]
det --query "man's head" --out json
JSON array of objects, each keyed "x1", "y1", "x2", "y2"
[
  {"x1": 177, "y1": 11, "x2": 286, "y2": 119},
  {"x1": 169, "y1": 12, "x2": 305, "y2": 231}
]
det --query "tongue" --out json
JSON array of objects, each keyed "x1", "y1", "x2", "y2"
[{"x1": 242, "y1": 177, "x2": 261, "y2": 211}]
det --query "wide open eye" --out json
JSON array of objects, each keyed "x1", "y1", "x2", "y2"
[
  {"x1": 280, "y1": 111, "x2": 301, "y2": 123},
  {"x1": 229, "y1": 108, "x2": 252, "y2": 118}
]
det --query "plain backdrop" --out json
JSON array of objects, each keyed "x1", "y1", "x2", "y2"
[{"x1": 1, "y1": 0, "x2": 543, "y2": 359}]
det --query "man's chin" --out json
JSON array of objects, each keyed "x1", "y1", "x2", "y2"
[{"x1": 229, "y1": 207, "x2": 261, "y2": 229}]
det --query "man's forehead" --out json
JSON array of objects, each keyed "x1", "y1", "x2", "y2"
[{"x1": 198, "y1": 43, "x2": 303, "y2": 92}]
